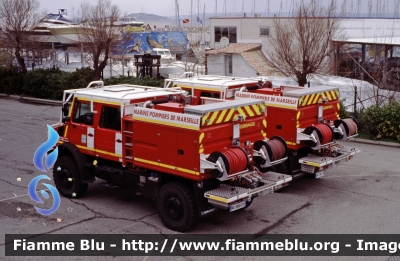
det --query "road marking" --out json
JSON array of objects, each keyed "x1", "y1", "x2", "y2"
[
  {"x1": 0, "y1": 111, "x2": 56, "y2": 122},
  {"x1": 323, "y1": 174, "x2": 400, "y2": 178},
  {"x1": 0, "y1": 189, "x2": 50, "y2": 202}
]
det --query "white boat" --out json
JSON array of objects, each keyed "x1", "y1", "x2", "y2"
[
  {"x1": 152, "y1": 48, "x2": 176, "y2": 64},
  {"x1": 150, "y1": 48, "x2": 184, "y2": 78},
  {"x1": 47, "y1": 24, "x2": 81, "y2": 44},
  {"x1": 48, "y1": 16, "x2": 144, "y2": 45},
  {"x1": 115, "y1": 16, "x2": 144, "y2": 31},
  {"x1": 31, "y1": 9, "x2": 73, "y2": 43}
]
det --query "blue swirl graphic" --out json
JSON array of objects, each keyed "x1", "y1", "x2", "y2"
[
  {"x1": 33, "y1": 125, "x2": 59, "y2": 172},
  {"x1": 28, "y1": 175, "x2": 60, "y2": 216}
]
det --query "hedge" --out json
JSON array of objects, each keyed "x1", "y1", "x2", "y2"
[
  {"x1": 358, "y1": 101, "x2": 400, "y2": 142},
  {"x1": 0, "y1": 66, "x2": 164, "y2": 100}
]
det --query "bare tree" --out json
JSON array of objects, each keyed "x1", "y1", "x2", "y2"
[
  {"x1": 336, "y1": 40, "x2": 400, "y2": 107},
  {"x1": 268, "y1": 0, "x2": 341, "y2": 86},
  {"x1": 76, "y1": 0, "x2": 121, "y2": 80},
  {"x1": 0, "y1": 0, "x2": 42, "y2": 73}
]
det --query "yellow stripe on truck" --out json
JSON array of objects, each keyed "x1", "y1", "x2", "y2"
[
  {"x1": 237, "y1": 107, "x2": 246, "y2": 118},
  {"x1": 216, "y1": 109, "x2": 228, "y2": 124},
  {"x1": 331, "y1": 91, "x2": 337, "y2": 100},
  {"x1": 225, "y1": 108, "x2": 236, "y2": 122},
  {"x1": 313, "y1": 94, "x2": 320, "y2": 104},
  {"x1": 206, "y1": 194, "x2": 229, "y2": 203},
  {"x1": 307, "y1": 94, "x2": 315, "y2": 105},
  {"x1": 244, "y1": 105, "x2": 254, "y2": 117},
  {"x1": 207, "y1": 111, "x2": 219, "y2": 125},
  {"x1": 252, "y1": 104, "x2": 261, "y2": 115},
  {"x1": 135, "y1": 157, "x2": 200, "y2": 175},
  {"x1": 326, "y1": 91, "x2": 332, "y2": 100},
  {"x1": 202, "y1": 112, "x2": 210, "y2": 126}
]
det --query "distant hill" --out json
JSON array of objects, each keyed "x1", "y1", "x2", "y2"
[{"x1": 126, "y1": 13, "x2": 172, "y2": 23}]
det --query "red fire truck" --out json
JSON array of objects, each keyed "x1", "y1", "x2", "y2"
[
  {"x1": 51, "y1": 81, "x2": 292, "y2": 231},
  {"x1": 164, "y1": 75, "x2": 360, "y2": 179}
]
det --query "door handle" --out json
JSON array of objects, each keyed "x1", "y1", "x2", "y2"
[
  {"x1": 116, "y1": 139, "x2": 122, "y2": 143},
  {"x1": 88, "y1": 133, "x2": 94, "y2": 137}
]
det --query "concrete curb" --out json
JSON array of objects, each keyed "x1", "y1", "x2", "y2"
[
  {"x1": 0, "y1": 93, "x2": 62, "y2": 106},
  {"x1": 348, "y1": 137, "x2": 400, "y2": 148}
]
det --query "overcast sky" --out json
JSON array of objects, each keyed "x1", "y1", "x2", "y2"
[{"x1": 39, "y1": 0, "x2": 398, "y2": 18}]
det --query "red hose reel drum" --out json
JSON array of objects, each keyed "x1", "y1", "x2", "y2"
[
  {"x1": 253, "y1": 136, "x2": 288, "y2": 167},
  {"x1": 334, "y1": 117, "x2": 358, "y2": 140},
  {"x1": 303, "y1": 123, "x2": 334, "y2": 148},
  {"x1": 207, "y1": 148, "x2": 249, "y2": 179}
]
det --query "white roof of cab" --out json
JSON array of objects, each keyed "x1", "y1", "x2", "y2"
[
  {"x1": 65, "y1": 84, "x2": 185, "y2": 103},
  {"x1": 166, "y1": 75, "x2": 260, "y2": 89},
  {"x1": 283, "y1": 85, "x2": 339, "y2": 98},
  {"x1": 184, "y1": 98, "x2": 264, "y2": 115}
]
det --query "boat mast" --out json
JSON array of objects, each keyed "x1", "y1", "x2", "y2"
[
  {"x1": 175, "y1": 0, "x2": 180, "y2": 27},
  {"x1": 224, "y1": 0, "x2": 226, "y2": 17},
  {"x1": 203, "y1": 3, "x2": 205, "y2": 45},
  {"x1": 191, "y1": 0, "x2": 193, "y2": 28}
]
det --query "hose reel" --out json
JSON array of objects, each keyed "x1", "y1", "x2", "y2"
[
  {"x1": 302, "y1": 123, "x2": 334, "y2": 149},
  {"x1": 253, "y1": 136, "x2": 288, "y2": 171},
  {"x1": 207, "y1": 148, "x2": 249, "y2": 180},
  {"x1": 334, "y1": 117, "x2": 358, "y2": 140}
]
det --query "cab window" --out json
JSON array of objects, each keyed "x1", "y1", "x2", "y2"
[
  {"x1": 99, "y1": 106, "x2": 121, "y2": 131},
  {"x1": 200, "y1": 91, "x2": 220, "y2": 99},
  {"x1": 72, "y1": 101, "x2": 93, "y2": 125}
]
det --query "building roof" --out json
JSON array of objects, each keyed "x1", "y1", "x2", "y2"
[
  {"x1": 332, "y1": 37, "x2": 400, "y2": 46},
  {"x1": 205, "y1": 44, "x2": 285, "y2": 77},
  {"x1": 205, "y1": 43, "x2": 261, "y2": 54},
  {"x1": 241, "y1": 50, "x2": 285, "y2": 76}
]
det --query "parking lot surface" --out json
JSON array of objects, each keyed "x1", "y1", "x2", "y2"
[{"x1": 0, "y1": 97, "x2": 399, "y2": 261}]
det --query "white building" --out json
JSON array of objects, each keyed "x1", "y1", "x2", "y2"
[{"x1": 205, "y1": 16, "x2": 400, "y2": 77}]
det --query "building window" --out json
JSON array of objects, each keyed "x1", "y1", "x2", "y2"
[
  {"x1": 215, "y1": 26, "x2": 222, "y2": 42},
  {"x1": 99, "y1": 106, "x2": 121, "y2": 131},
  {"x1": 214, "y1": 26, "x2": 237, "y2": 43},
  {"x1": 225, "y1": 54, "x2": 232, "y2": 76},
  {"x1": 260, "y1": 27, "x2": 270, "y2": 36}
]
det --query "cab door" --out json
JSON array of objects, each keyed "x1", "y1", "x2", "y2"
[
  {"x1": 66, "y1": 99, "x2": 94, "y2": 153},
  {"x1": 94, "y1": 104, "x2": 122, "y2": 161}
]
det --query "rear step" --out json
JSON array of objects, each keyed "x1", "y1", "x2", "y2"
[{"x1": 204, "y1": 171, "x2": 292, "y2": 210}]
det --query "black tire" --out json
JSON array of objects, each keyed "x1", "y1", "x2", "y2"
[
  {"x1": 157, "y1": 182, "x2": 198, "y2": 232},
  {"x1": 53, "y1": 156, "x2": 88, "y2": 198}
]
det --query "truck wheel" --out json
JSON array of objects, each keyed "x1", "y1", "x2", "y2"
[
  {"x1": 157, "y1": 182, "x2": 198, "y2": 232},
  {"x1": 53, "y1": 156, "x2": 88, "y2": 198}
]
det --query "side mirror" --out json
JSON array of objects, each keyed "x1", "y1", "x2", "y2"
[
  {"x1": 62, "y1": 116, "x2": 70, "y2": 123},
  {"x1": 62, "y1": 103, "x2": 70, "y2": 117}
]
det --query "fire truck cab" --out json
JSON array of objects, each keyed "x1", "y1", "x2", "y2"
[
  {"x1": 164, "y1": 75, "x2": 361, "y2": 179},
  {"x1": 52, "y1": 81, "x2": 292, "y2": 231}
]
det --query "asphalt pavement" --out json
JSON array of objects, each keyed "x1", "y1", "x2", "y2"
[{"x1": 0, "y1": 97, "x2": 399, "y2": 261}]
